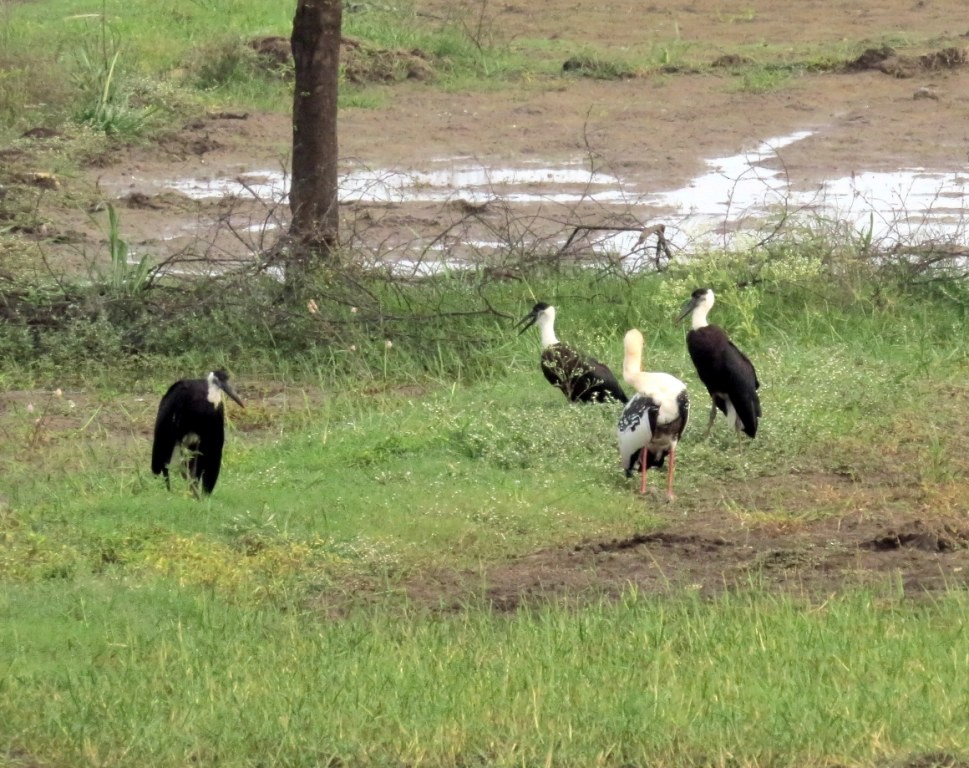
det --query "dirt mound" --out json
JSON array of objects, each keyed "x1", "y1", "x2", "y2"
[
  {"x1": 373, "y1": 509, "x2": 969, "y2": 614},
  {"x1": 863, "y1": 520, "x2": 969, "y2": 553},
  {"x1": 581, "y1": 531, "x2": 730, "y2": 555},
  {"x1": 844, "y1": 45, "x2": 967, "y2": 77},
  {"x1": 248, "y1": 36, "x2": 292, "y2": 69},
  {"x1": 897, "y1": 753, "x2": 969, "y2": 768},
  {"x1": 342, "y1": 36, "x2": 434, "y2": 84},
  {"x1": 247, "y1": 35, "x2": 434, "y2": 83}
]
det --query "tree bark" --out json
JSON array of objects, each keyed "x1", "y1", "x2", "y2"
[{"x1": 289, "y1": 0, "x2": 342, "y2": 264}]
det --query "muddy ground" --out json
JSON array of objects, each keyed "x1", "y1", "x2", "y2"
[
  {"x1": 8, "y1": 0, "x2": 969, "y2": 607},
  {"x1": 13, "y1": 0, "x2": 964, "y2": 271}
]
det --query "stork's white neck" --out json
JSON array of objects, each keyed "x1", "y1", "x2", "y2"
[
  {"x1": 622, "y1": 329, "x2": 644, "y2": 387},
  {"x1": 206, "y1": 374, "x2": 223, "y2": 407},
  {"x1": 537, "y1": 311, "x2": 559, "y2": 348},
  {"x1": 690, "y1": 300, "x2": 712, "y2": 330}
]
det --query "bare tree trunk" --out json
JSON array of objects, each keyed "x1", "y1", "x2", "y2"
[{"x1": 289, "y1": 0, "x2": 342, "y2": 270}]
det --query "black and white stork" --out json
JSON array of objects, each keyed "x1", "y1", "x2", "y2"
[
  {"x1": 617, "y1": 329, "x2": 689, "y2": 500},
  {"x1": 676, "y1": 288, "x2": 761, "y2": 438},
  {"x1": 151, "y1": 370, "x2": 245, "y2": 495},
  {"x1": 516, "y1": 302, "x2": 628, "y2": 404}
]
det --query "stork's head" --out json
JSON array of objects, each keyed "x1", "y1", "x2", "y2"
[
  {"x1": 675, "y1": 288, "x2": 715, "y2": 328},
  {"x1": 623, "y1": 328, "x2": 644, "y2": 357},
  {"x1": 622, "y1": 328, "x2": 645, "y2": 386},
  {"x1": 207, "y1": 370, "x2": 245, "y2": 408},
  {"x1": 515, "y1": 302, "x2": 555, "y2": 335}
]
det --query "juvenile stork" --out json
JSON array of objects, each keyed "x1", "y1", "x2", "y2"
[
  {"x1": 617, "y1": 329, "x2": 689, "y2": 500},
  {"x1": 676, "y1": 288, "x2": 761, "y2": 438},
  {"x1": 516, "y1": 302, "x2": 627, "y2": 404},
  {"x1": 151, "y1": 370, "x2": 245, "y2": 496}
]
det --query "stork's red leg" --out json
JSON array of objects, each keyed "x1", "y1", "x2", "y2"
[
  {"x1": 640, "y1": 446, "x2": 648, "y2": 495},
  {"x1": 666, "y1": 444, "x2": 676, "y2": 502}
]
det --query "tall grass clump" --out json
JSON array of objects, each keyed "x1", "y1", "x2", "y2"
[
  {"x1": 71, "y1": 46, "x2": 160, "y2": 137},
  {"x1": 63, "y1": 8, "x2": 166, "y2": 137},
  {"x1": 97, "y1": 204, "x2": 152, "y2": 294}
]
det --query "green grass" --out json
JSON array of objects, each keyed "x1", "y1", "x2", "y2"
[
  {"x1": 3, "y1": 582, "x2": 969, "y2": 766},
  {"x1": 4, "y1": 262, "x2": 969, "y2": 765}
]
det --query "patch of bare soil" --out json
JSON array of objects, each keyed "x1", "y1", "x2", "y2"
[{"x1": 394, "y1": 508, "x2": 969, "y2": 613}]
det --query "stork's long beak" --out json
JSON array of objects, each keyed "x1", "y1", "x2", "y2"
[
  {"x1": 515, "y1": 309, "x2": 539, "y2": 335},
  {"x1": 674, "y1": 296, "x2": 699, "y2": 324},
  {"x1": 220, "y1": 381, "x2": 245, "y2": 408}
]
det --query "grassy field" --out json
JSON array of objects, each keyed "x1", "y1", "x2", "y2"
[
  {"x1": 4, "y1": 584, "x2": 969, "y2": 766},
  {"x1": 4, "y1": 1, "x2": 969, "y2": 766},
  {"x1": 4, "y1": 263, "x2": 969, "y2": 766}
]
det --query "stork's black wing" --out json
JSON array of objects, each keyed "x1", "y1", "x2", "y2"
[
  {"x1": 539, "y1": 346, "x2": 570, "y2": 393},
  {"x1": 618, "y1": 394, "x2": 660, "y2": 474},
  {"x1": 722, "y1": 340, "x2": 761, "y2": 437},
  {"x1": 151, "y1": 381, "x2": 189, "y2": 476},
  {"x1": 541, "y1": 344, "x2": 628, "y2": 404},
  {"x1": 579, "y1": 359, "x2": 628, "y2": 404}
]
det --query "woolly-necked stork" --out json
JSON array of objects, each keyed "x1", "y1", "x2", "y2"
[
  {"x1": 151, "y1": 370, "x2": 244, "y2": 495},
  {"x1": 516, "y1": 302, "x2": 628, "y2": 404},
  {"x1": 617, "y1": 329, "x2": 689, "y2": 500},
  {"x1": 676, "y1": 288, "x2": 761, "y2": 438}
]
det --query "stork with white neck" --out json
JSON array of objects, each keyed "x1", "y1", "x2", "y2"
[
  {"x1": 151, "y1": 370, "x2": 245, "y2": 496},
  {"x1": 675, "y1": 288, "x2": 760, "y2": 438},
  {"x1": 617, "y1": 329, "x2": 689, "y2": 500},
  {"x1": 516, "y1": 302, "x2": 627, "y2": 404}
]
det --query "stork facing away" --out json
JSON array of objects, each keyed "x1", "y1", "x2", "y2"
[
  {"x1": 676, "y1": 288, "x2": 760, "y2": 438},
  {"x1": 151, "y1": 370, "x2": 244, "y2": 496},
  {"x1": 617, "y1": 329, "x2": 689, "y2": 500},
  {"x1": 516, "y1": 302, "x2": 627, "y2": 404}
]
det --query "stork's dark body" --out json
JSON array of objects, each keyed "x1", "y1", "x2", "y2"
[
  {"x1": 541, "y1": 343, "x2": 628, "y2": 404},
  {"x1": 686, "y1": 325, "x2": 761, "y2": 437},
  {"x1": 516, "y1": 302, "x2": 627, "y2": 404},
  {"x1": 152, "y1": 379, "x2": 228, "y2": 494},
  {"x1": 618, "y1": 390, "x2": 689, "y2": 475}
]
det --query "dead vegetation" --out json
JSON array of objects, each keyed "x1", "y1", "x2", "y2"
[
  {"x1": 844, "y1": 45, "x2": 968, "y2": 77},
  {"x1": 247, "y1": 34, "x2": 435, "y2": 83}
]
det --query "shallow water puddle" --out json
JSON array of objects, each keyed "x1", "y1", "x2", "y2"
[
  {"x1": 135, "y1": 129, "x2": 968, "y2": 262},
  {"x1": 613, "y1": 131, "x2": 968, "y2": 252},
  {"x1": 649, "y1": 131, "x2": 815, "y2": 220},
  {"x1": 159, "y1": 159, "x2": 628, "y2": 206},
  {"x1": 798, "y1": 168, "x2": 969, "y2": 241}
]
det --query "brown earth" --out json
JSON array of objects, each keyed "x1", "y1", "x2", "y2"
[
  {"x1": 11, "y1": 0, "x2": 966, "y2": 267},
  {"x1": 7, "y1": 0, "x2": 969, "y2": 607}
]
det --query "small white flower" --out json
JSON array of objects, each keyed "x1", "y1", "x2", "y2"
[
  {"x1": 55, "y1": 388, "x2": 63, "y2": 398},
  {"x1": 384, "y1": 340, "x2": 393, "y2": 349},
  {"x1": 26, "y1": 403, "x2": 34, "y2": 414},
  {"x1": 350, "y1": 306, "x2": 358, "y2": 314},
  {"x1": 349, "y1": 344, "x2": 357, "y2": 352},
  {"x1": 307, "y1": 299, "x2": 319, "y2": 315}
]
